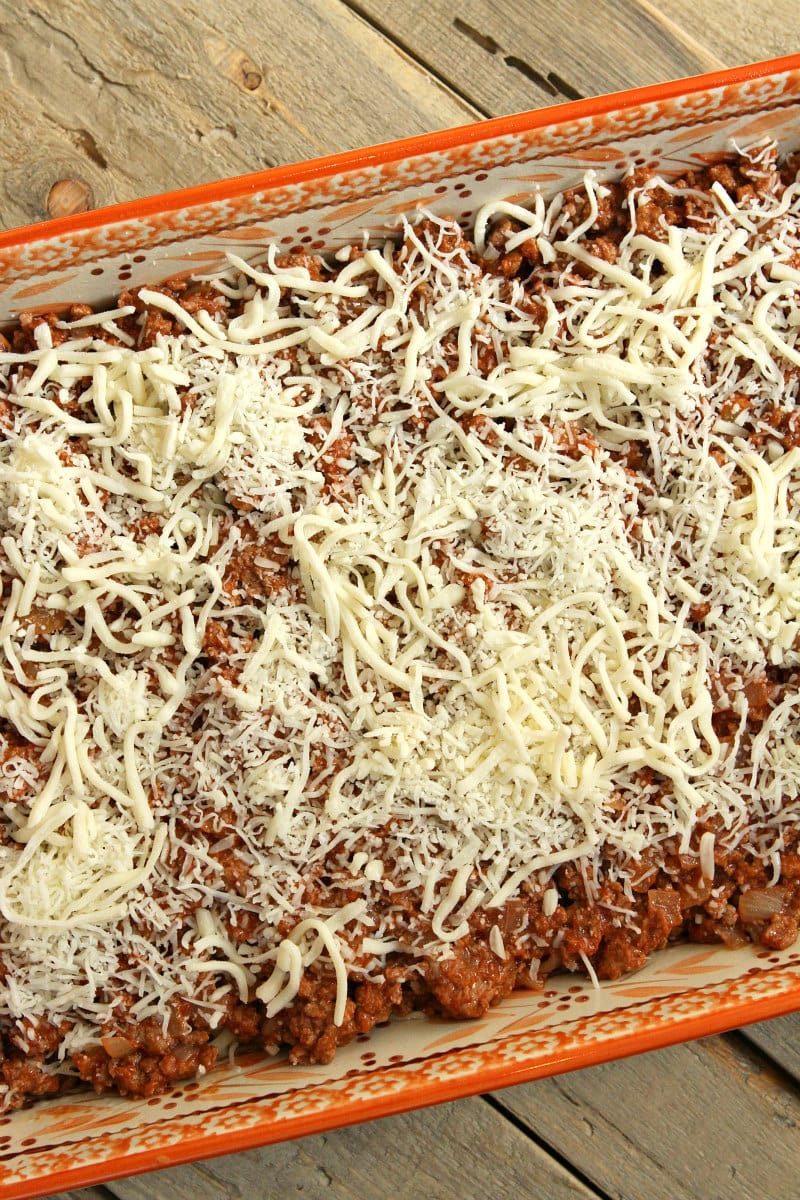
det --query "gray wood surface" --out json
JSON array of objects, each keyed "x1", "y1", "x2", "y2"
[
  {"x1": 743, "y1": 1009, "x2": 800, "y2": 1080},
  {"x1": 0, "y1": 0, "x2": 475, "y2": 230},
  {"x1": 2, "y1": 2, "x2": 799, "y2": 1198},
  {"x1": 348, "y1": 0, "x2": 720, "y2": 114},
  {"x1": 348, "y1": 0, "x2": 798, "y2": 118}
]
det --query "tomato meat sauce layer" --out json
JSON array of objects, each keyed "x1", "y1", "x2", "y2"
[{"x1": 2, "y1": 143, "x2": 800, "y2": 1108}]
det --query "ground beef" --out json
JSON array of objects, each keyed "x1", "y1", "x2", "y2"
[{"x1": 2, "y1": 148, "x2": 799, "y2": 1110}]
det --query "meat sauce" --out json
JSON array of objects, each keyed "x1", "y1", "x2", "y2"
[{"x1": 1, "y1": 149, "x2": 799, "y2": 1107}]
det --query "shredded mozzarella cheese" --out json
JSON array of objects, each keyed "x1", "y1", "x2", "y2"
[{"x1": 1, "y1": 141, "x2": 799, "y2": 1052}]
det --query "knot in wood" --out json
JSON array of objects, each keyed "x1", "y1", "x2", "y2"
[{"x1": 47, "y1": 178, "x2": 93, "y2": 219}]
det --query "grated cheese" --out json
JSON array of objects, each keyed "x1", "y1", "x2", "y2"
[{"x1": 1, "y1": 142, "x2": 800, "y2": 1064}]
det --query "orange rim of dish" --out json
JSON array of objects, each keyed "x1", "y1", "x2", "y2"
[
  {"x1": 1, "y1": 51, "x2": 799, "y2": 251},
  {"x1": 13, "y1": 972, "x2": 800, "y2": 1200},
  {"x1": 4, "y1": 51, "x2": 800, "y2": 1200}
]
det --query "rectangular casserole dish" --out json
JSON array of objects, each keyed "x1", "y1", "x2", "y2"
[{"x1": 2, "y1": 52, "x2": 800, "y2": 1200}]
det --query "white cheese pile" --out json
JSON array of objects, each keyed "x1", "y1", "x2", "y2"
[{"x1": 1, "y1": 139, "x2": 799, "y2": 1050}]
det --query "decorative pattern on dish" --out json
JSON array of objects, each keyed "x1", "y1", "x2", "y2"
[
  {"x1": 4, "y1": 941, "x2": 800, "y2": 1193},
  {"x1": 1, "y1": 63, "x2": 799, "y2": 309}
]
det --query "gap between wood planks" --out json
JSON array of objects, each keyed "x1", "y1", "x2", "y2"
[
  {"x1": 482, "y1": 1093, "x2": 611, "y2": 1199},
  {"x1": 339, "y1": 1, "x2": 496, "y2": 117},
  {"x1": 341, "y1": 0, "x2": 594, "y2": 114},
  {"x1": 342, "y1": 1, "x2": 585, "y2": 111},
  {"x1": 728, "y1": 1025, "x2": 800, "y2": 1094},
  {"x1": 451, "y1": 17, "x2": 582, "y2": 100},
  {"x1": 339, "y1": 0, "x2": 772, "y2": 122}
]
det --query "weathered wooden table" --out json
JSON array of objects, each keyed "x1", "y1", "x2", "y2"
[{"x1": 2, "y1": 3, "x2": 800, "y2": 1197}]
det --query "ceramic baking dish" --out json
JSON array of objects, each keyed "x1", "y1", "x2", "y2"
[{"x1": 2, "y1": 53, "x2": 800, "y2": 1200}]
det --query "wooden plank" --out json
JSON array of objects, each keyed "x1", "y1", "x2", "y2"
[
  {"x1": 44, "y1": 1191, "x2": 111, "y2": 1200},
  {"x1": 742, "y1": 1011, "x2": 800, "y2": 1083},
  {"x1": 347, "y1": 0, "x2": 795, "y2": 119},
  {"x1": 640, "y1": 0, "x2": 793, "y2": 67},
  {"x1": 0, "y1": 0, "x2": 475, "y2": 232},
  {"x1": 491, "y1": 1033, "x2": 800, "y2": 1200},
  {"x1": 98, "y1": 1097, "x2": 601, "y2": 1200},
  {"x1": 346, "y1": 0, "x2": 719, "y2": 118}
]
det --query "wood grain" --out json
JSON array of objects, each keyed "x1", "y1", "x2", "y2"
[
  {"x1": 348, "y1": 0, "x2": 795, "y2": 118},
  {"x1": 492, "y1": 1029, "x2": 800, "y2": 1200},
  {"x1": 742, "y1": 1011, "x2": 800, "y2": 1082},
  {"x1": 647, "y1": 0, "x2": 795, "y2": 65},
  {"x1": 0, "y1": 0, "x2": 475, "y2": 232},
  {"x1": 347, "y1": 0, "x2": 717, "y2": 116}
]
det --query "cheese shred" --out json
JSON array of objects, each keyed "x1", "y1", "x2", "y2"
[{"x1": 1, "y1": 141, "x2": 800, "y2": 1063}]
